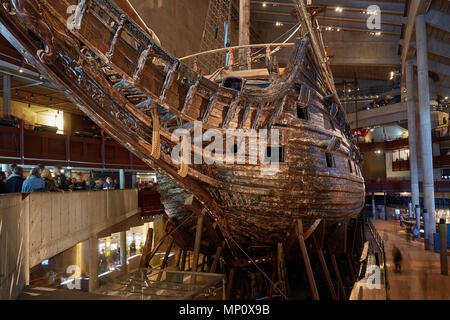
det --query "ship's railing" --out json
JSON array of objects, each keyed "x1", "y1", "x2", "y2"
[
  {"x1": 366, "y1": 217, "x2": 390, "y2": 300},
  {"x1": 179, "y1": 43, "x2": 296, "y2": 77}
]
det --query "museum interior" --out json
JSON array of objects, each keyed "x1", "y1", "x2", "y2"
[{"x1": 0, "y1": 0, "x2": 448, "y2": 301}]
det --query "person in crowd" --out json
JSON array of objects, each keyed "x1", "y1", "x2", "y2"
[
  {"x1": 112, "y1": 249, "x2": 120, "y2": 265},
  {"x1": 114, "y1": 178, "x2": 120, "y2": 190},
  {"x1": 5, "y1": 166, "x2": 25, "y2": 193},
  {"x1": 72, "y1": 177, "x2": 87, "y2": 191},
  {"x1": 99, "y1": 249, "x2": 108, "y2": 273},
  {"x1": 53, "y1": 165, "x2": 69, "y2": 191},
  {"x1": 103, "y1": 177, "x2": 115, "y2": 190},
  {"x1": 41, "y1": 169, "x2": 60, "y2": 192},
  {"x1": 129, "y1": 241, "x2": 136, "y2": 256},
  {"x1": 0, "y1": 171, "x2": 6, "y2": 193},
  {"x1": 7, "y1": 164, "x2": 17, "y2": 180},
  {"x1": 93, "y1": 179, "x2": 104, "y2": 191},
  {"x1": 4, "y1": 170, "x2": 11, "y2": 179},
  {"x1": 392, "y1": 245, "x2": 403, "y2": 273},
  {"x1": 22, "y1": 167, "x2": 45, "y2": 193},
  {"x1": 85, "y1": 177, "x2": 95, "y2": 190},
  {"x1": 38, "y1": 163, "x2": 45, "y2": 172}
]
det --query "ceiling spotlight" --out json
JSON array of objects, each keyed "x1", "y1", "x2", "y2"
[
  {"x1": 262, "y1": 2, "x2": 267, "y2": 7},
  {"x1": 275, "y1": 21, "x2": 283, "y2": 27},
  {"x1": 335, "y1": 7, "x2": 343, "y2": 12}
]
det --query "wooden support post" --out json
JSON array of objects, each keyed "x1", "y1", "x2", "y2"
[
  {"x1": 239, "y1": 0, "x2": 250, "y2": 65},
  {"x1": 277, "y1": 242, "x2": 289, "y2": 298},
  {"x1": 174, "y1": 248, "x2": 182, "y2": 268},
  {"x1": 351, "y1": 220, "x2": 358, "y2": 255},
  {"x1": 210, "y1": 243, "x2": 224, "y2": 273},
  {"x1": 187, "y1": 251, "x2": 191, "y2": 270},
  {"x1": 201, "y1": 255, "x2": 207, "y2": 272},
  {"x1": 160, "y1": 238, "x2": 174, "y2": 270},
  {"x1": 139, "y1": 228, "x2": 154, "y2": 268},
  {"x1": 439, "y1": 219, "x2": 448, "y2": 275},
  {"x1": 331, "y1": 254, "x2": 346, "y2": 300},
  {"x1": 157, "y1": 238, "x2": 174, "y2": 282},
  {"x1": 321, "y1": 221, "x2": 326, "y2": 248},
  {"x1": 347, "y1": 253, "x2": 357, "y2": 284},
  {"x1": 268, "y1": 257, "x2": 277, "y2": 300},
  {"x1": 228, "y1": 50, "x2": 234, "y2": 71},
  {"x1": 312, "y1": 235, "x2": 337, "y2": 300},
  {"x1": 296, "y1": 219, "x2": 320, "y2": 300},
  {"x1": 250, "y1": 273, "x2": 256, "y2": 299},
  {"x1": 192, "y1": 214, "x2": 204, "y2": 272},
  {"x1": 226, "y1": 268, "x2": 236, "y2": 300},
  {"x1": 343, "y1": 222, "x2": 348, "y2": 253},
  {"x1": 180, "y1": 250, "x2": 187, "y2": 271}
]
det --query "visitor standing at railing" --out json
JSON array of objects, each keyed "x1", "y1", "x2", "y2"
[
  {"x1": 53, "y1": 165, "x2": 70, "y2": 191},
  {"x1": 21, "y1": 167, "x2": 45, "y2": 193},
  {"x1": 5, "y1": 166, "x2": 24, "y2": 193},
  {"x1": 41, "y1": 169, "x2": 61, "y2": 192},
  {"x1": 0, "y1": 171, "x2": 6, "y2": 194},
  {"x1": 103, "y1": 177, "x2": 115, "y2": 190}
]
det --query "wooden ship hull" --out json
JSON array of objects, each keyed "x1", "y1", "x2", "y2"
[{"x1": 0, "y1": 0, "x2": 365, "y2": 260}]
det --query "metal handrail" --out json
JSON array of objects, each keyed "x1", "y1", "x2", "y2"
[{"x1": 366, "y1": 217, "x2": 390, "y2": 300}]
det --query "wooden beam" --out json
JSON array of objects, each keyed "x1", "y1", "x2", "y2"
[
  {"x1": 210, "y1": 242, "x2": 224, "y2": 273},
  {"x1": 179, "y1": 250, "x2": 187, "y2": 271},
  {"x1": 226, "y1": 268, "x2": 236, "y2": 299},
  {"x1": 156, "y1": 237, "x2": 175, "y2": 281},
  {"x1": 192, "y1": 214, "x2": 204, "y2": 273},
  {"x1": 139, "y1": 227, "x2": 154, "y2": 268},
  {"x1": 296, "y1": 219, "x2": 320, "y2": 300},
  {"x1": 240, "y1": 0, "x2": 251, "y2": 64},
  {"x1": 277, "y1": 242, "x2": 289, "y2": 298},
  {"x1": 312, "y1": 235, "x2": 337, "y2": 300},
  {"x1": 331, "y1": 254, "x2": 346, "y2": 300}
]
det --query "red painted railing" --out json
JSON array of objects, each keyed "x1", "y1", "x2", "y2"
[
  {"x1": 139, "y1": 187, "x2": 165, "y2": 217},
  {"x1": 366, "y1": 180, "x2": 450, "y2": 193},
  {"x1": 392, "y1": 155, "x2": 450, "y2": 171},
  {"x1": 0, "y1": 124, "x2": 150, "y2": 170},
  {"x1": 358, "y1": 138, "x2": 409, "y2": 153}
]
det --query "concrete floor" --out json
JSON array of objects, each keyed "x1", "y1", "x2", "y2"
[{"x1": 372, "y1": 220, "x2": 449, "y2": 300}]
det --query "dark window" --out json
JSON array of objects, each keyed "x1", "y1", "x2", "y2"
[
  {"x1": 348, "y1": 160, "x2": 353, "y2": 173},
  {"x1": 326, "y1": 153, "x2": 335, "y2": 168},
  {"x1": 265, "y1": 146, "x2": 285, "y2": 163},
  {"x1": 297, "y1": 106, "x2": 309, "y2": 120},
  {"x1": 233, "y1": 144, "x2": 239, "y2": 154}
]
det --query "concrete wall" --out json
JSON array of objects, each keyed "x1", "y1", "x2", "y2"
[
  {"x1": 0, "y1": 189, "x2": 139, "y2": 299},
  {"x1": 0, "y1": 194, "x2": 29, "y2": 300},
  {"x1": 129, "y1": 0, "x2": 209, "y2": 58}
]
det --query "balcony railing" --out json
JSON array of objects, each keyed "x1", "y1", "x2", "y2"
[
  {"x1": 392, "y1": 155, "x2": 450, "y2": 171},
  {"x1": 0, "y1": 124, "x2": 150, "y2": 170}
]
